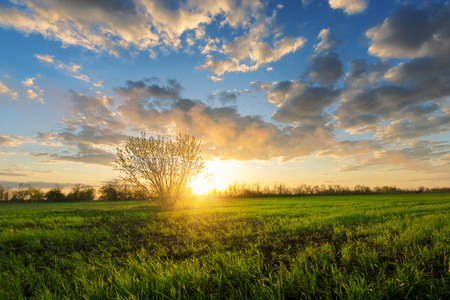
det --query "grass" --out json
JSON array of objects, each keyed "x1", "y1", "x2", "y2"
[{"x1": 0, "y1": 194, "x2": 449, "y2": 299}]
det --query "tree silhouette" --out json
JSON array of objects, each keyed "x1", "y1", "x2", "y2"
[{"x1": 115, "y1": 133, "x2": 206, "y2": 208}]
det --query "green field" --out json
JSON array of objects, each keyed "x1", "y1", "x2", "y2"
[{"x1": 1, "y1": 194, "x2": 449, "y2": 299}]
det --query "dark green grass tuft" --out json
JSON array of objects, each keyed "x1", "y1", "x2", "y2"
[{"x1": 0, "y1": 194, "x2": 449, "y2": 299}]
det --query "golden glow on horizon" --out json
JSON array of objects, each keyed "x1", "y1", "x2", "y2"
[{"x1": 190, "y1": 161, "x2": 231, "y2": 194}]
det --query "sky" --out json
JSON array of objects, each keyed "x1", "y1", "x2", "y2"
[{"x1": 0, "y1": 0, "x2": 450, "y2": 191}]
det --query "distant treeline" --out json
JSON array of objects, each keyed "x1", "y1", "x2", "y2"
[
  {"x1": 0, "y1": 180, "x2": 146, "y2": 203},
  {"x1": 1, "y1": 181, "x2": 450, "y2": 203},
  {"x1": 205, "y1": 182, "x2": 450, "y2": 198}
]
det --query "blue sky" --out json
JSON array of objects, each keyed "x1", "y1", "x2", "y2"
[{"x1": 1, "y1": 0, "x2": 449, "y2": 190}]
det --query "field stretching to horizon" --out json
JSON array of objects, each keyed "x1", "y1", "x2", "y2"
[{"x1": 1, "y1": 194, "x2": 449, "y2": 299}]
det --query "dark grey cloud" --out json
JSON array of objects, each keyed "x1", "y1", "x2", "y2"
[
  {"x1": 59, "y1": 0, "x2": 136, "y2": 13},
  {"x1": 208, "y1": 90, "x2": 240, "y2": 105},
  {"x1": 307, "y1": 52, "x2": 343, "y2": 86},
  {"x1": 57, "y1": 124, "x2": 128, "y2": 147},
  {"x1": 57, "y1": 143, "x2": 116, "y2": 166},
  {"x1": 367, "y1": 2, "x2": 450, "y2": 58},
  {"x1": 271, "y1": 83, "x2": 339, "y2": 125},
  {"x1": 376, "y1": 115, "x2": 450, "y2": 142},
  {"x1": 337, "y1": 52, "x2": 450, "y2": 136},
  {"x1": 344, "y1": 59, "x2": 390, "y2": 88},
  {"x1": 115, "y1": 78, "x2": 183, "y2": 101},
  {"x1": 385, "y1": 57, "x2": 450, "y2": 89}
]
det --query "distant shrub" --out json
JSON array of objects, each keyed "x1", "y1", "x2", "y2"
[
  {"x1": 0, "y1": 185, "x2": 11, "y2": 201},
  {"x1": 99, "y1": 180, "x2": 133, "y2": 201},
  {"x1": 99, "y1": 180, "x2": 148, "y2": 201},
  {"x1": 45, "y1": 185, "x2": 66, "y2": 202},
  {"x1": 66, "y1": 185, "x2": 96, "y2": 202},
  {"x1": 9, "y1": 184, "x2": 45, "y2": 202},
  {"x1": 27, "y1": 187, "x2": 45, "y2": 201}
]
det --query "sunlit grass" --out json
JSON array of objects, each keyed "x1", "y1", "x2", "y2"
[{"x1": 0, "y1": 194, "x2": 449, "y2": 298}]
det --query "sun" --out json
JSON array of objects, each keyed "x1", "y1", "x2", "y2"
[
  {"x1": 189, "y1": 161, "x2": 231, "y2": 195},
  {"x1": 190, "y1": 176, "x2": 214, "y2": 195}
]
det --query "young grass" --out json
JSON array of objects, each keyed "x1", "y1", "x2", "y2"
[{"x1": 0, "y1": 194, "x2": 449, "y2": 298}]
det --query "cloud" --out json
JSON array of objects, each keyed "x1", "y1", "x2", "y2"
[
  {"x1": 0, "y1": 80, "x2": 17, "y2": 100},
  {"x1": 307, "y1": 52, "x2": 343, "y2": 86},
  {"x1": 197, "y1": 5, "x2": 306, "y2": 75},
  {"x1": 57, "y1": 124, "x2": 128, "y2": 147},
  {"x1": 56, "y1": 63, "x2": 90, "y2": 82},
  {"x1": 271, "y1": 81, "x2": 340, "y2": 125},
  {"x1": 366, "y1": 3, "x2": 450, "y2": 58},
  {"x1": 337, "y1": 141, "x2": 450, "y2": 174},
  {"x1": 244, "y1": 37, "x2": 306, "y2": 66},
  {"x1": 22, "y1": 77, "x2": 44, "y2": 103},
  {"x1": 208, "y1": 90, "x2": 241, "y2": 105},
  {"x1": 25, "y1": 89, "x2": 38, "y2": 100},
  {"x1": 93, "y1": 80, "x2": 104, "y2": 87},
  {"x1": 70, "y1": 91, "x2": 116, "y2": 120},
  {"x1": 22, "y1": 78, "x2": 34, "y2": 87},
  {"x1": 336, "y1": 52, "x2": 450, "y2": 138},
  {"x1": 0, "y1": 0, "x2": 280, "y2": 63},
  {"x1": 315, "y1": 28, "x2": 342, "y2": 53},
  {"x1": 328, "y1": 0, "x2": 368, "y2": 14},
  {"x1": 115, "y1": 78, "x2": 182, "y2": 102},
  {"x1": 116, "y1": 78, "x2": 336, "y2": 161},
  {"x1": 344, "y1": 59, "x2": 390, "y2": 88},
  {"x1": 0, "y1": 170, "x2": 29, "y2": 177},
  {"x1": 31, "y1": 89, "x2": 130, "y2": 166},
  {"x1": 1, "y1": 1, "x2": 307, "y2": 75},
  {"x1": 36, "y1": 132, "x2": 55, "y2": 141},
  {"x1": 0, "y1": 135, "x2": 34, "y2": 147},
  {"x1": 250, "y1": 81, "x2": 272, "y2": 92},
  {"x1": 0, "y1": 180, "x2": 78, "y2": 189},
  {"x1": 56, "y1": 143, "x2": 116, "y2": 166},
  {"x1": 29, "y1": 152, "x2": 59, "y2": 159},
  {"x1": 375, "y1": 115, "x2": 450, "y2": 142},
  {"x1": 319, "y1": 139, "x2": 383, "y2": 158},
  {"x1": 0, "y1": 0, "x2": 160, "y2": 57},
  {"x1": 34, "y1": 54, "x2": 54, "y2": 63},
  {"x1": 208, "y1": 76, "x2": 223, "y2": 82},
  {"x1": 196, "y1": 56, "x2": 259, "y2": 76},
  {"x1": 266, "y1": 80, "x2": 300, "y2": 105},
  {"x1": 33, "y1": 53, "x2": 92, "y2": 84},
  {"x1": 384, "y1": 57, "x2": 450, "y2": 88}
]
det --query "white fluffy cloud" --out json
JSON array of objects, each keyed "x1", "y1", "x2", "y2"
[
  {"x1": 196, "y1": 56, "x2": 259, "y2": 76},
  {"x1": 208, "y1": 76, "x2": 223, "y2": 82},
  {"x1": 34, "y1": 54, "x2": 54, "y2": 64},
  {"x1": 0, "y1": 80, "x2": 17, "y2": 100},
  {"x1": 22, "y1": 77, "x2": 44, "y2": 103},
  {"x1": 0, "y1": 0, "x2": 268, "y2": 59},
  {"x1": 0, "y1": 0, "x2": 306, "y2": 76},
  {"x1": 328, "y1": 0, "x2": 368, "y2": 14}
]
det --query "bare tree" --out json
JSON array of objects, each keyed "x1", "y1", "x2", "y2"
[{"x1": 115, "y1": 133, "x2": 206, "y2": 207}]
